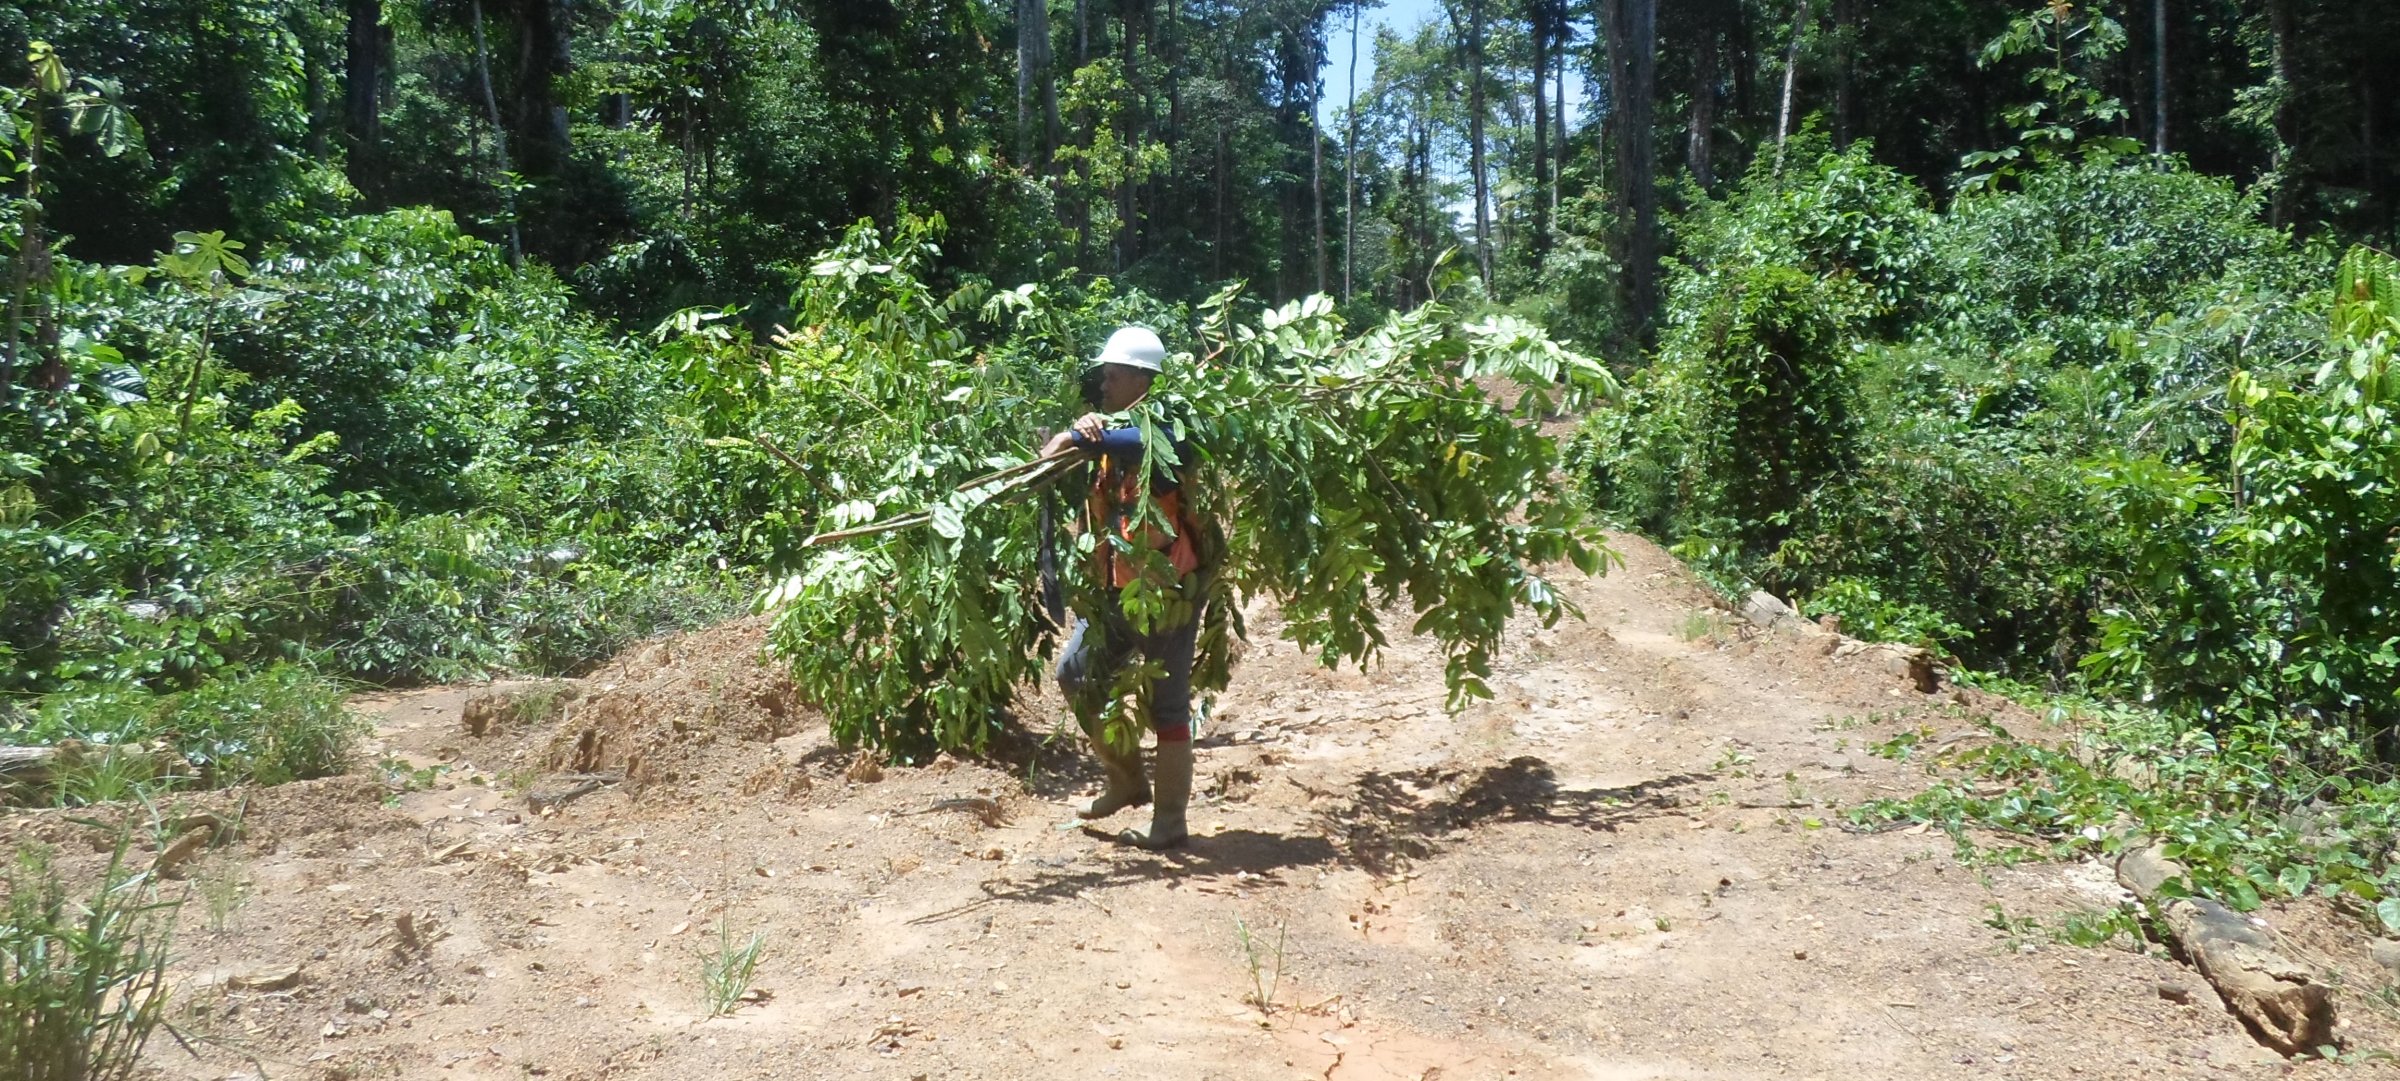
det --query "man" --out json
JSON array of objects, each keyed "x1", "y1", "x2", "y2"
[{"x1": 1039, "y1": 326, "x2": 1211, "y2": 850}]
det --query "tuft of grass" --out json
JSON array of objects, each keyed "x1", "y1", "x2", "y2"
[
  {"x1": 193, "y1": 852, "x2": 251, "y2": 933},
  {"x1": 699, "y1": 920, "x2": 766, "y2": 1018},
  {"x1": 51, "y1": 746, "x2": 160, "y2": 808},
  {"x1": 1675, "y1": 609, "x2": 1725, "y2": 644},
  {"x1": 1233, "y1": 916, "x2": 1287, "y2": 1019},
  {"x1": 1, "y1": 837, "x2": 180, "y2": 1081},
  {"x1": 506, "y1": 683, "x2": 573, "y2": 727}
]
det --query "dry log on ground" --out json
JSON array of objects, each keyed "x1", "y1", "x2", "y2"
[
  {"x1": 2117, "y1": 845, "x2": 2337, "y2": 1056},
  {"x1": 0, "y1": 744, "x2": 56, "y2": 779}
]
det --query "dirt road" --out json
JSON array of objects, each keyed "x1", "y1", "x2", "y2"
[{"x1": 22, "y1": 533, "x2": 2396, "y2": 1080}]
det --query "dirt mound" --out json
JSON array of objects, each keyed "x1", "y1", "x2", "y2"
[{"x1": 533, "y1": 616, "x2": 820, "y2": 791}]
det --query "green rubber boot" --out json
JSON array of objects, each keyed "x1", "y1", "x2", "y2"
[
  {"x1": 1076, "y1": 714, "x2": 1150, "y2": 819},
  {"x1": 1118, "y1": 739, "x2": 1191, "y2": 849}
]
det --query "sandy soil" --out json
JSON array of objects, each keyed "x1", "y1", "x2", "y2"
[{"x1": 11, "y1": 532, "x2": 2400, "y2": 1081}]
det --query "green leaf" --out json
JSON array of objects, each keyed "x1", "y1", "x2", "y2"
[
  {"x1": 28, "y1": 41, "x2": 68, "y2": 94},
  {"x1": 929, "y1": 501, "x2": 965, "y2": 540}
]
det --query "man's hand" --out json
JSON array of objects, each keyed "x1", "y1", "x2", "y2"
[
  {"x1": 1040, "y1": 428, "x2": 1080, "y2": 458},
  {"x1": 1071, "y1": 412, "x2": 1109, "y2": 444}
]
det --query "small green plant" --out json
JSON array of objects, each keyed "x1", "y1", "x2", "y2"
[
  {"x1": 1980, "y1": 902, "x2": 2145, "y2": 954},
  {"x1": 1870, "y1": 728, "x2": 1928, "y2": 761},
  {"x1": 1675, "y1": 609, "x2": 1724, "y2": 644},
  {"x1": 377, "y1": 757, "x2": 450, "y2": 805},
  {"x1": 1983, "y1": 902, "x2": 2043, "y2": 950},
  {"x1": 505, "y1": 684, "x2": 573, "y2": 727},
  {"x1": 2052, "y1": 905, "x2": 2143, "y2": 951},
  {"x1": 51, "y1": 746, "x2": 161, "y2": 807},
  {"x1": 1233, "y1": 915, "x2": 1287, "y2": 1018},
  {"x1": 698, "y1": 919, "x2": 766, "y2": 1018},
  {"x1": 484, "y1": 767, "x2": 541, "y2": 799},
  {"x1": 192, "y1": 853, "x2": 250, "y2": 933},
  {"x1": 1, "y1": 837, "x2": 180, "y2": 1081},
  {"x1": 1708, "y1": 746, "x2": 1757, "y2": 776},
  {"x1": 1653, "y1": 915, "x2": 1673, "y2": 932}
]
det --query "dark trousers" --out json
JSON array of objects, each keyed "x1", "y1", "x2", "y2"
[{"x1": 1055, "y1": 603, "x2": 1199, "y2": 743}]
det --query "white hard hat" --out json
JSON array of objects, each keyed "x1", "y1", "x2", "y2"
[{"x1": 1091, "y1": 326, "x2": 1167, "y2": 373}]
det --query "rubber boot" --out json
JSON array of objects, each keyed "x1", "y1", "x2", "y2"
[
  {"x1": 1118, "y1": 739, "x2": 1191, "y2": 849},
  {"x1": 1076, "y1": 717, "x2": 1150, "y2": 819}
]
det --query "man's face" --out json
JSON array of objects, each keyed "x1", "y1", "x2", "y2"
[{"x1": 1097, "y1": 364, "x2": 1155, "y2": 411}]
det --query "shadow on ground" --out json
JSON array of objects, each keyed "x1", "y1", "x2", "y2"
[
  {"x1": 1314, "y1": 756, "x2": 1704, "y2": 875},
  {"x1": 907, "y1": 756, "x2": 1700, "y2": 924},
  {"x1": 907, "y1": 827, "x2": 1341, "y2": 925}
]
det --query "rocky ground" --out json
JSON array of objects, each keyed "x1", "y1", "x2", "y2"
[{"x1": 9, "y1": 532, "x2": 2398, "y2": 1080}]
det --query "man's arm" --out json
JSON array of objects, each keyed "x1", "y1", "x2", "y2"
[{"x1": 1043, "y1": 412, "x2": 1128, "y2": 457}]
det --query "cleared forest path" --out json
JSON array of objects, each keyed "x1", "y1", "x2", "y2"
[{"x1": 122, "y1": 533, "x2": 2392, "y2": 1080}]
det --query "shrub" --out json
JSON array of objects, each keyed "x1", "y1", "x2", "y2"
[
  {"x1": 1576, "y1": 150, "x2": 2326, "y2": 683},
  {"x1": 2081, "y1": 247, "x2": 2400, "y2": 744}
]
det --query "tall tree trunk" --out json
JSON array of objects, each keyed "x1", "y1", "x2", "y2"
[
  {"x1": 468, "y1": 0, "x2": 523, "y2": 267},
  {"x1": 300, "y1": 11, "x2": 329, "y2": 158},
  {"x1": 1214, "y1": 126, "x2": 1229, "y2": 280},
  {"x1": 1076, "y1": 0, "x2": 1090, "y2": 64},
  {"x1": 1315, "y1": 21, "x2": 1334, "y2": 297},
  {"x1": 1687, "y1": 1, "x2": 1717, "y2": 189},
  {"x1": 2, "y1": 109, "x2": 41, "y2": 398},
  {"x1": 2268, "y1": 0, "x2": 2295, "y2": 228},
  {"x1": 2151, "y1": 0, "x2": 2167, "y2": 154},
  {"x1": 1119, "y1": 5, "x2": 1138, "y2": 272},
  {"x1": 1464, "y1": 0, "x2": 1494, "y2": 288},
  {"x1": 1832, "y1": 0, "x2": 1854, "y2": 148},
  {"x1": 1530, "y1": 0, "x2": 1551, "y2": 265},
  {"x1": 1603, "y1": 0, "x2": 1658, "y2": 334},
  {"x1": 1732, "y1": 0, "x2": 1755, "y2": 125},
  {"x1": 1345, "y1": 2, "x2": 1360, "y2": 301},
  {"x1": 508, "y1": 0, "x2": 571, "y2": 177},
  {"x1": 1017, "y1": 0, "x2": 1059, "y2": 165},
  {"x1": 1164, "y1": 0, "x2": 1181, "y2": 189},
  {"x1": 345, "y1": 0, "x2": 383, "y2": 187},
  {"x1": 1773, "y1": 0, "x2": 1805, "y2": 175},
  {"x1": 1401, "y1": 114, "x2": 1420, "y2": 303},
  {"x1": 1553, "y1": 13, "x2": 1566, "y2": 220},
  {"x1": 1601, "y1": 0, "x2": 1628, "y2": 185},
  {"x1": 1313, "y1": 55, "x2": 1327, "y2": 296}
]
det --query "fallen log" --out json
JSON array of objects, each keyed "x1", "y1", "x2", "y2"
[
  {"x1": 2117, "y1": 845, "x2": 2337, "y2": 1056},
  {"x1": 1, "y1": 741, "x2": 187, "y2": 794},
  {"x1": 0, "y1": 744, "x2": 56, "y2": 775}
]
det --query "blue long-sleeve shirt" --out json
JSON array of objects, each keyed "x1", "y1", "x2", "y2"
[
  {"x1": 1071, "y1": 425, "x2": 1191, "y2": 495},
  {"x1": 1071, "y1": 427, "x2": 1148, "y2": 453}
]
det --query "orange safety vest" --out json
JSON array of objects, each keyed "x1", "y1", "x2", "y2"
[{"x1": 1088, "y1": 446, "x2": 1203, "y2": 589}]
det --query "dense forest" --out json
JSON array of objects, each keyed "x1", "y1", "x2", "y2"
[{"x1": 1, "y1": 0, "x2": 2396, "y2": 911}]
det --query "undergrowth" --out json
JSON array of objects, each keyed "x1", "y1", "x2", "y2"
[
  {"x1": 1855, "y1": 674, "x2": 2400, "y2": 932},
  {"x1": 6, "y1": 664, "x2": 365, "y2": 802}
]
